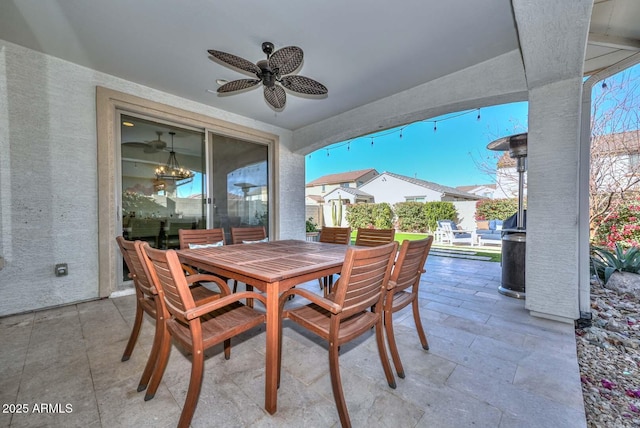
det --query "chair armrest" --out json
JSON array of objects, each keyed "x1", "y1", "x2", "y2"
[
  {"x1": 182, "y1": 263, "x2": 197, "y2": 276},
  {"x1": 279, "y1": 288, "x2": 342, "y2": 314},
  {"x1": 185, "y1": 274, "x2": 231, "y2": 295},
  {"x1": 184, "y1": 291, "x2": 266, "y2": 320}
]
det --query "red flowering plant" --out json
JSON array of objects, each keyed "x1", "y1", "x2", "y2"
[{"x1": 593, "y1": 199, "x2": 640, "y2": 249}]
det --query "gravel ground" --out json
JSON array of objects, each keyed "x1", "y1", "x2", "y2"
[{"x1": 575, "y1": 276, "x2": 640, "y2": 427}]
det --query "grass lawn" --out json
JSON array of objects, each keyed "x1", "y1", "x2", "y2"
[{"x1": 349, "y1": 231, "x2": 502, "y2": 263}]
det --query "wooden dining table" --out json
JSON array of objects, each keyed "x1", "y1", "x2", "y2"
[{"x1": 176, "y1": 239, "x2": 349, "y2": 414}]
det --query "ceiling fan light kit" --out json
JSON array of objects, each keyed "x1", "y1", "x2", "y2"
[{"x1": 207, "y1": 41, "x2": 327, "y2": 110}]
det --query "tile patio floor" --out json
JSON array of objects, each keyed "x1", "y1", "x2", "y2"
[{"x1": 0, "y1": 255, "x2": 586, "y2": 427}]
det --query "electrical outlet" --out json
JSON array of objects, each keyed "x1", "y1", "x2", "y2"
[{"x1": 55, "y1": 263, "x2": 68, "y2": 276}]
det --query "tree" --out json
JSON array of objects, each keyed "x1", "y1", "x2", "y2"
[{"x1": 589, "y1": 68, "x2": 640, "y2": 240}]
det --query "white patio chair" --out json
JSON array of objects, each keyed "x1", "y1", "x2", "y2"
[{"x1": 436, "y1": 220, "x2": 476, "y2": 246}]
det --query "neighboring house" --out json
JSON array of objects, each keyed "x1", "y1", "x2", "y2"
[
  {"x1": 456, "y1": 184, "x2": 496, "y2": 198},
  {"x1": 493, "y1": 130, "x2": 640, "y2": 200},
  {"x1": 591, "y1": 130, "x2": 640, "y2": 192},
  {"x1": 305, "y1": 194, "x2": 324, "y2": 205},
  {"x1": 358, "y1": 171, "x2": 482, "y2": 204},
  {"x1": 323, "y1": 187, "x2": 374, "y2": 204},
  {"x1": 306, "y1": 168, "x2": 378, "y2": 199}
]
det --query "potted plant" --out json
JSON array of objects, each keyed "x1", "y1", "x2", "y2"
[{"x1": 306, "y1": 217, "x2": 319, "y2": 241}]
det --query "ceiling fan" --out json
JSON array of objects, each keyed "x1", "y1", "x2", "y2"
[
  {"x1": 122, "y1": 131, "x2": 168, "y2": 153},
  {"x1": 207, "y1": 41, "x2": 328, "y2": 110}
]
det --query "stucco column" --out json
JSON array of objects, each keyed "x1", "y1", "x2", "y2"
[
  {"x1": 512, "y1": 0, "x2": 593, "y2": 322},
  {"x1": 526, "y1": 80, "x2": 583, "y2": 322}
]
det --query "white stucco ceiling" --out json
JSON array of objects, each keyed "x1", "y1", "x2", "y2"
[{"x1": 0, "y1": 0, "x2": 638, "y2": 132}]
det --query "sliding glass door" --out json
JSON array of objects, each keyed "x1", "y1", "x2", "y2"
[
  {"x1": 116, "y1": 113, "x2": 271, "y2": 285},
  {"x1": 119, "y1": 114, "x2": 206, "y2": 281},
  {"x1": 210, "y1": 132, "x2": 269, "y2": 242}
]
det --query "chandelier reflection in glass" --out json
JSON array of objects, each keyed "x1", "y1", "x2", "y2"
[{"x1": 155, "y1": 131, "x2": 194, "y2": 185}]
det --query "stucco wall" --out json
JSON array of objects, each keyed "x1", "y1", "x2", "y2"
[
  {"x1": 0, "y1": 40, "x2": 298, "y2": 316},
  {"x1": 359, "y1": 175, "x2": 442, "y2": 205}
]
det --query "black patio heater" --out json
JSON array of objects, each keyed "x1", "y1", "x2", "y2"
[{"x1": 487, "y1": 133, "x2": 527, "y2": 299}]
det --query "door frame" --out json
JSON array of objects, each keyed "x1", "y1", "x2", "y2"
[{"x1": 97, "y1": 86, "x2": 278, "y2": 297}]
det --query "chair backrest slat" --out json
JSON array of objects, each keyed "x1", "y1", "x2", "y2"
[
  {"x1": 391, "y1": 237, "x2": 433, "y2": 291},
  {"x1": 355, "y1": 228, "x2": 395, "y2": 247},
  {"x1": 179, "y1": 228, "x2": 226, "y2": 249},
  {"x1": 116, "y1": 236, "x2": 156, "y2": 297},
  {"x1": 231, "y1": 226, "x2": 267, "y2": 244},
  {"x1": 138, "y1": 242, "x2": 194, "y2": 322},
  {"x1": 334, "y1": 242, "x2": 397, "y2": 317},
  {"x1": 319, "y1": 226, "x2": 351, "y2": 245}
]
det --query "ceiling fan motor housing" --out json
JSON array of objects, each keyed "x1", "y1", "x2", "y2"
[{"x1": 257, "y1": 59, "x2": 276, "y2": 87}]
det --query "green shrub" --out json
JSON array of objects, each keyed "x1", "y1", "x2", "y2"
[
  {"x1": 423, "y1": 201, "x2": 457, "y2": 232},
  {"x1": 591, "y1": 243, "x2": 640, "y2": 284},
  {"x1": 475, "y1": 198, "x2": 519, "y2": 221},
  {"x1": 346, "y1": 203, "x2": 393, "y2": 229},
  {"x1": 394, "y1": 202, "x2": 429, "y2": 232}
]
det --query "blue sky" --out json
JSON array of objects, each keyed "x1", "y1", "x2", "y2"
[
  {"x1": 305, "y1": 101, "x2": 529, "y2": 188},
  {"x1": 307, "y1": 62, "x2": 640, "y2": 188}
]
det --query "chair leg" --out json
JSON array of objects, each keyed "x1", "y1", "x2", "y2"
[
  {"x1": 144, "y1": 326, "x2": 172, "y2": 401},
  {"x1": 121, "y1": 301, "x2": 144, "y2": 361},
  {"x1": 223, "y1": 339, "x2": 231, "y2": 360},
  {"x1": 328, "y1": 342, "x2": 351, "y2": 428},
  {"x1": 384, "y1": 309, "x2": 405, "y2": 379},
  {"x1": 375, "y1": 318, "x2": 396, "y2": 389},
  {"x1": 137, "y1": 310, "x2": 165, "y2": 391},
  {"x1": 412, "y1": 297, "x2": 430, "y2": 350},
  {"x1": 177, "y1": 342, "x2": 205, "y2": 428},
  {"x1": 277, "y1": 311, "x2": 283, "y2": 388}
]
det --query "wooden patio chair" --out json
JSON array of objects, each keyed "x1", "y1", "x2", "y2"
[
  {"x1": 383, "y1": 236, "x2": 433, "y2": 378},
  {"x1": 354, "y1": 227, "x2": 396, "y2": 247},
  {"x1": 278, "y1": 242, "x2": 398, "y2": 428},
  {"x1": 139, "y1": 242, "x2": 266, "y2": 428},
  {"x1": 179, "y1": 227, "x2": 232, "y2": 289},
  {"x1": 230, "y1": 226, "x2": 267, "y2": 244},
  {"x1": 178, "y1": 228, "x2": 226, "y2": 249},
  {"x1": 115, "y1": 236, "x2": 220, "y2": 394},
  {"x1": 230, "y1": 226, "x2": 267, "y2": 295},
  {"x1": 317, "y1": 226, "x2": 351, "y2": 296}
]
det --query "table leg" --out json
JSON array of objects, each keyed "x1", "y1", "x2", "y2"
[{"x1": 264, "y1": 282, "x2": 279, "y2": 414}]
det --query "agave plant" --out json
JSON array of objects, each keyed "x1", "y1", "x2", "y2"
[{"x1": 591, "y1": 243, "x2": 640, "y2": 284}]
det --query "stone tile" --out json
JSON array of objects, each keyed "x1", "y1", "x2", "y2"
[
  {"x1": 428, "y1": 335, "x2": 518, "y2": 385},
  {"x1": 513, "y1": 350, "x2": 585, "y2": 409},
  {"x1": 418, "y1": 291, "x2": 464, "y2": 307},
  {"x1": 0, "y1": 256, "x2": 587, "y2": 428},
  {"x1": 392, "y1": 375, "x2": 503, "y2": 428},
  {"x1": 94, "y1": 378, "x2": 179, "y2": 428},
  {"x1": 426, "y1": 301, "x2": 491, "y2": 324},
  {"x1": 447, "y1": 365, "x2": 586, "y2": 428},
  {"x1": 469, "y1": 335, "x2": 531, "y2": 364},
  {"x1": 442, "y1": 314, "x2": 527, "y2": 348}
]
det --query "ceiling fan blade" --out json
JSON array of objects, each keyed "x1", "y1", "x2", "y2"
[
  {"x1": 264, "y1": 85, "x2": 286, "y2": 109},
  {"x1": 268, "y1": 46, "x2": 303, "y2": 75},
  {"x1": 217, "y1": 79, "x2": 261, "y2": 93},
  {"x1": 122, "y1": 142, "x2": 149, "y2": 149},
  {"x1": 143, "y1": 145, "x2": 160, "y2": 154},
  {"x1": 280, "y1": 75, "x2": 328, "y2": 95},
  {"x1": 207, "y1": 49, "x2": 261, "y2": 75}
]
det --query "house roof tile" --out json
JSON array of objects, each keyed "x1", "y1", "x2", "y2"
[
  {"x1": 306, "y1": 168, "x2": 378, "y2": 186},
  {"x1": 367, "y1": 172, "x2": 482, "y2": 200}
]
